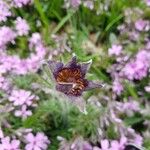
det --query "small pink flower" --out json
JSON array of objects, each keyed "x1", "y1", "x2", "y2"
[
  {"x1": 0, "y1": 136, "x2": 20, "y2": 150},
  {"x1": 13, "y1": 0, "x2": 32, "y2": 8},
  {"x1": 70, "y1": 0, "x2": 81, "y2": 8},
  {"x1": 108, "y1": 44, "x2": 122, "y2": 56},
  {"x1": 25, "y1": 132, "x2": 50, "y2": 150},
  {"x1": 0, "y1": 0, "x2": 11, "y2": 22},
  {"x1": 145, "y1": 86, "x2": 150, "y2": 92},
  {"x1": 0, "y1": 26, "x2": 16, "y2": 49},
  {"x1": 145, "y1": 0, "x2": 150, "y2": 6},
  {"x1": 135, "y1": 19, "x2": 147, "y2": 31},
  {"x1": 9, "y1": 89, "x2": 38, "y2": 106},
  {"x1": 15, "y1": 105, "x2": 32, "y2": 119},
  {"x1": 112, "y1": 79, "x2": 123, "y2": 95},
  {"x1": 15, "y1": 17, "x2": 30, "y2": 36}
]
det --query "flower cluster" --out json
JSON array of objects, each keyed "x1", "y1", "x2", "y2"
[{"x1": 9, "y1": 89, "x2": 39, "y2": 119}]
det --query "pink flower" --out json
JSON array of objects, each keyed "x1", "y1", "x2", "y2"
[
  {"x1": 15, "y1": 17, "x2": 30, "y2": 36},
  {"x1": 0, "y1": 76, "x2": 10, "y2": 91},
  {"x1": 145, "y1": 86, "x2": 150, "y2": 92},
  {"x1": 29, "y1": 33, "x2": 42, "y2": 49},
  {"x1": 100, "y1": 139, "x2": 110, "y2": 150},
  {"x1": 145, "y1": 0, "x2": 150, "y2": 6},
  {"x1": 133, "y1": 134, "x2": 143, "y2": 146},
  {"x1": 0, "y1": 137, "x2": 20, "y2": 150},
  {"x1": 0, "y1": 26, "x2": 16, "y2": 49},
  {"x1": 13, "y1": 0, "x2": 32, "y2": 7},
  {"x1": 9, "y1": 89, "x2": 38, "y2": 106},
  {"x1": 25, "y1": 132, "x2": 50, "y2": 150},
  {"x1": 83, "y1": 1, "x2": 94, "y2": 10},
  {"x1": 0, "y1": 0, "x2": 11, "y2": 22},
  {"x1": 122, "y1": 50, "x2": 150, "y2": 80},
  {"x1": 83, "y1": 141, "x2": 93, "y2": 150},
  {"x1": 135, "y1": 19, "x2": 147, "y2": 31},
  {"x1": 112, "y1": 79, "x2": 123, "y2": 95},
  {"x1": 108, "y1": 44, "x2": 122, "y2": 56},
  {"x1": 70, "y1": 0, "x2": 81, "y2": 8},
  {"x1": 15, "y1": 105, "x2": 32, "y2": 119}
]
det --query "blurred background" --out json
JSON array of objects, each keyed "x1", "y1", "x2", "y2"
[{"x1": 0, "y1": 0, "x2": 150, "y2": 149}]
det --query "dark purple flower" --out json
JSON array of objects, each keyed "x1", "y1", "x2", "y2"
[{"x1": 48, "y1": 55, "x2": 103, "y2": 97}]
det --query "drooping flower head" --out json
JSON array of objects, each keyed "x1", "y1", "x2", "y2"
[{"x1": 48, "y1": 55, "x2": 103, "y2": 97}]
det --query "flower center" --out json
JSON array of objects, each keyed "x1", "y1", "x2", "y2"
[{"x1": 56, "y1": 68, "x2": 87, "y2": 95}]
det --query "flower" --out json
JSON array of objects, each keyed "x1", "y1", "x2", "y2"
[
  {"x1": 8, "y1": 89, "x2": 38, "y2": 106},
  {"x1": 48, "y1": 55, "x2": 103, "y2": 97},
  {"x1": 135, "y1": 19, "x2": 147, "y2": 31},
  {"x1": 99, "y1": 137, "x2": 127, "y2": 150},
  {"x1": 112, "y1": 79, "x2": 123, "y2": 95},
  {"x1": 29, "y1": 33, "x2": 42, "y2": 49},
  {"x1": 15, "y1": 17, "x2": 30, "y2": 36},
  {"x1": 70, "y1": 0, "x2": 81, "y2": 8},
  {"x1": 25, "y1": 132, "x2": 50, "y2": 150},
  {"x1": 108, "y1": 44, "x2": 122, "y2": 56},
  {"x1": 14, "y1": 105, "x2": 32, "y2": 119},
  {"x1": 0, "y1": 26, "x2": 16, "y2": 49},
  {"x1": 122, "y1": 50, "x2": 150, "y2": 80},
  {"x1": 83, "y1": 1, "x2": 94, "y2": 10},
  {"x1": 0, "y1": 0, "x2": 11, "y2": 22},
  {"x1": 0, "y1": 136, "x2": 20, "y2": 150},
  {"x1": 13, "y1": 0, "x2": 32, "y2": 8},
  {"x1": 145, "y1": 0, "x2": 150, "y2": 6},
  {"x1": 0, "y1": 76, "x2": 10, "y2": 91},
  {"x1": 145, "y1": 86, "x2": 150, "y2": 92}
]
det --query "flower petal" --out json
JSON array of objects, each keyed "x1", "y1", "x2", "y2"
[
  {"x1": 65, "y1": 55, "x2": 80, "y2": 69},
  {"x1": 80, "y1": 59, "x2": 92, "y2": 76},
  {"x1": 48, "y1": 60, "x2": 63, "y2": 77},
  {"x1": 84, "y1": 81, "x2": 104, "y2": 91},
  {"x1": 56, "y1": 84, "x2": 73, "y2": 94}
]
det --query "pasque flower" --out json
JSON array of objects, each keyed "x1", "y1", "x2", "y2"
[{"x1": 48, "y1": 55, "x2": 103, "y2": 97}]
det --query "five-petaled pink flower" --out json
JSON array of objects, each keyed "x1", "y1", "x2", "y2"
[
  {"x1": 0, "y1": 136, "x2": 20, "y2": 150},
  {"x1": 25, "y1": 132, "x2": 50, "y2": 150}
]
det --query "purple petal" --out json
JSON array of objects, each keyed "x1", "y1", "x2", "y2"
[
  {"x1": 56, "y1": 84, "x2": 73, "y2": 94},
  {"x1": 84, "y1": 81, "x2": 104, "y2": 91},
  {"x1": 80, "y1": 59, "x2": 92, "y2": 76},
  {"x1": 48, "y1": 60, "x2": 63, "y2": 77},
  {"x1": 65, "y1": 56, "x2": 80, "y2": 69}
]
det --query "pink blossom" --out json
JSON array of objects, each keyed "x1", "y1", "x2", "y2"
[
  {"x1": 145, "y1": 0, "x2": 150, "y2": 6},
  {"x1": 0, "y1": 76, "x2": 10, "y2": 91},
  {"x1": 123, "y1": 50, "x2": 150, "y2": 80},
  {"x1": 25, "y1": 132, "x2": 50, "y2": 150},
  {"x1": 29, "y1": 33, "x2": 42, "y2": 49},
  {"x1": 83, "y1": 1, "x2": 94, "y2": 10},
  {"x1": 100, "y1": 139, "x2": 109, "y2": 150},
  {"x1": 145, "y1": 86, "x2": 150, "y2": 92},
  {"x1": 133, "y1": 134, "x2": 143, "y2": 146},
  {"x1": 135, "y1": 19, "x2": 147, "y2": 31},
  {"x1": 70, "y1": 0, "x2": 81, "y2": 8},
  {"x1": 9, "y1": 89, "x2": 38, "y2": 106},
  {"x1": 83, "y1": 141, "x2": 93, "y2": 150},
  {"x1": 0, "y1": 26, "x2": 16, "y2": 49},
  {"x1": 0, "y1": 137, "x2": 20, "y2": 150},
  {"x1": 99, "y1": 137, "x2": 127, "y2": 150},
  {"x1": 0, "y1": 0, "x2": 11, "y2": 22},
  {"x1": 15, "y1": 17, "x2": 30, "y2": 36},
  {"x1": 15, "y1": 105, "x2": 32, "y2": 119},
  {"x1": 13, "y1": 0, "x2": 32, "y2": 7},
  {"x1": 112, "y1": 79, "x2": 123, "y2": 95},
  {"x1": 108, "y1": 45, "x2": 122, "y2": 56}
]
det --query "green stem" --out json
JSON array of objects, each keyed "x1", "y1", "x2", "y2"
[{"x1": 52, "y1": 11, "x2": 74, "y2": 34}]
